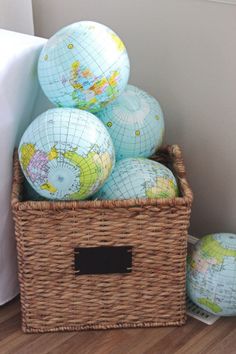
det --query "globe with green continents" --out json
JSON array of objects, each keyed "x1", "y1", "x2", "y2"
[
  {"x1": 96, "y1": 85, "x2": 164, "y2": 160},
  {"x1": 37, "y1": 21, "x2": 130, "y2": 113},
  {"x1": 187, "y1": 233, "x2": 236, "y2": 316},
  {"x1": 94, "y1": 158, "x2": 178, "y2": 200},
  {"x1": 18, "y1": 108, "x2": 115, "y2": 200}
]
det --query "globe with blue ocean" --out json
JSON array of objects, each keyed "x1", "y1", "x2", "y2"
[
  {"x1": 18, "y1": 108, "x2": 115, "y2": 200},
  {"x1": 187, "y1": 233, "x2": 236, "y2": 316},
  {"x1": 96, "y1": 85, "x2": 164, "y2": 160},
  {"x1": 38, "y1": 21, "x2": 130, "y2": 113}
]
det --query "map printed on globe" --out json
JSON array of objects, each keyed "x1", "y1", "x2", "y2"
[
  {"x1": 187, "y1": 233, "x2": 236, "y2": 316},
  {"x1": 38, "y1": 21, "x2": 130, "y2": 112},
  {"x1": 96, "y1": 85, "x2": 164, "y2": 160},
  {"x1": 94, "y1": 158, "x2": 178, "y2": 200},
  {"x1": 18, "y1": 108, "x2": 115, "y2": 200}
]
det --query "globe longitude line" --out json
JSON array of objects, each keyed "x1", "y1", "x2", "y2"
[
  {"x1": 212, "y1": 251, "x2": 225, "y2": 306},
  {"x1": 68, "y1": 33, "x2": 99, "y2": 71},
  {"x1": 62, "y1": 109, "x2": 72, "y2": 177},
  {"x1": 113, "y1": 111, "x2": 130, "y2": 157},
  {"x1": 144, "y1": 98, "x2": 154, "y2": 154},
  {"x1": 146, "y1": 116, "x2": 157, "y2": 156},
  {"x1": 104, "y1": 167, "x2": 115, "y2": 198},
  {"x1": 74, "y1": 113, "x2": 111, "y2": 196},
  {"x1": 67, "y1": 114, "x2": 86, "y2": 196},
  {"x1": 59, "y1": 112, "x2": 72, "y2": 197},
  {"x1": 129, "y1": 161, "x2": 141, "y2": 198},
  {"x1": 112, "y1": 167, "x2": 128, "y2": 199},
  {"x1": 41, "y1": 42, "x2": 67, "y2": 102},
  {"x1": 119, "y1": 161, "x2": 135, "y2": 199},
  {"x1": 40, "y1": 35, "x2": 74, "y2": 104},
  {"x1": 55, "y1": 37, "x2": 74, "y2": 100},
  {"x1": 50, "y1": 112, "x2": 59, "y2": 171},
  {"x1": 77, "y1": 115, "x2": 98, "y2": 190},
  {"x1": 68, "y1": 28, "x2": 126, "y2": 104},
  {"x1": 90, "y1": 32, "x2": 118, "y2": 99},
  {"x1": 46, "y1": 112, "x2": 56, "y2": 196},
  {"x1": 57, "y1": 36, "x2": 79, "y2": 103},
  {"x1": 31, "y1": 117, "x2": 41, "y2": 190},
  {"x1": 139, "y1": 94, "x2": 153, "y2": 156},
  {"x1": 133, "y1": 102, "x2": 143, "y2": 157},
  {"x1": 68, "y1": 34, "x2": 111, "y2": 104},
  {"x1": 101, "y1": 101, "x2": 134, "y2": 159}
]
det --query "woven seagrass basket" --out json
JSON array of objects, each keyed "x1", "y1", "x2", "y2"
[{"x1": 12, "y1": 144, "x2": 193, "y2": 333}]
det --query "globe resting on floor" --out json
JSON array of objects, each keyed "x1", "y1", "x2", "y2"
[
  {"x1": 94, "y1": 158, "x2": 178, "y2": 200},
  {"x1": 187, "y1": 233, "x2": 236, "y2": 316},
  {"x1": 18, "y1": 108, "x2": 115, "y2": 200},
  {"x1": 38, "y1": 21, "x2": 130, "y2": 113},
  {"x1": 96, "y1": 85, "x2": 164, "y2": 160}
]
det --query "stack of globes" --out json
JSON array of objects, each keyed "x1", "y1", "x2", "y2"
[{"x1": 19, "y1": 20, "x2": 179, "y2": 201}]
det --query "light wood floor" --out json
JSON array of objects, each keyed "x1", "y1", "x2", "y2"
[{"x1": 1, "y1": 297, "x2": 236, "y2": 354}]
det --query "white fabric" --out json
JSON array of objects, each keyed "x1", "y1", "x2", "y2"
[{"x1": 0, "y1": 29, "x2": 46, "y2": 305}]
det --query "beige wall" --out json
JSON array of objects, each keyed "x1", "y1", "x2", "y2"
[
  {"x1": 0, "y1": 0, "x2": 34, "y2": 34},
  {"x1": 32, "y1": 0, "x2": 236, "y2": 237}
]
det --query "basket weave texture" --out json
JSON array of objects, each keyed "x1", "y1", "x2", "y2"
[{"x1": 12, "y1": 145, "x2": 193, "y2": 333}]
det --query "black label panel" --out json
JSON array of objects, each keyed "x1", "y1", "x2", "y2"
[{"x1": 74, "y1": 246, "x2": 132, "y2": 275}]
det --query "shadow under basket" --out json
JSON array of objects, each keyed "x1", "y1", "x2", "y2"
[{"x1": 11, "y1": 145, "x2": 193, "y2": 333}]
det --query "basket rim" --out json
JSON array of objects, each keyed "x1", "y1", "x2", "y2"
[{"x1": 11, "y1": 144, "x2": 193, "y2": 211}]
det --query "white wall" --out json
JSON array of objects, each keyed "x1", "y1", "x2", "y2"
[
  {"x1": 0, "y1": 0, "x2": 34, "y2": 34},
  {"x1": 32, "y1": 0, "x2": 236, "y2": 237}
]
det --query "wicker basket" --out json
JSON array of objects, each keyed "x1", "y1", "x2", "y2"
[{"x1": 12, "y1": 145, "x2": 193, "y2": 333}]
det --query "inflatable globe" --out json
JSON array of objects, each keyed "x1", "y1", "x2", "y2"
[
  {"x1": 187, "y1": 233, "x2": 236, "y2": 316},
  {"x1": 19, "y1": 108, "x2": 115, "y2": 200},
  {"x1": 96, "y1": 85, "x2": 164, "y2": 160},
  {"x1": 94, "y1": 158, "x2": 178, "y2": 200},
  {"x1": 38, "y1": 21, "x2": 130, "y2": 113}
]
